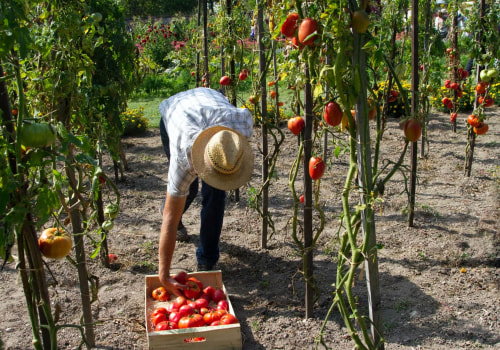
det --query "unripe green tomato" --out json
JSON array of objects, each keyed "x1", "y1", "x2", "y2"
[
  {"x1": 102, "y1": 220, "x2": 114, "y2": 231},
  {"x1": 91, "y1": 12, "x2": 103, "y2": 22},
  {"x1": 485, "y1": 68, "x2": 498, "y2": 80},
  {"x1": 20, "y1": 123, "x2": 56, "y2": 148},
  {"x1": 104, "y1": 203, "x2": 120, "y2": 219},
  {"x1": 480, "y1": 69, "x2": 491, "y2": 82}
]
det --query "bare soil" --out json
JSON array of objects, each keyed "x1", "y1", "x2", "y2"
[{"x1": 1, "y1": 109, "x2": 499, "y2": 350}]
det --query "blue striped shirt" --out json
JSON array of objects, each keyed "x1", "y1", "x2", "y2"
[{"x1": 159, "y1": 88, "x2": 254, "y2": 196}]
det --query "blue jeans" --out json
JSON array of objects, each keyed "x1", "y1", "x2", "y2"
[{"x1": 160, "y1": 119, "x2": 226, "y2": 267}]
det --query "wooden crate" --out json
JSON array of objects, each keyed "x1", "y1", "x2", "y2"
[{"x1": 145, "y1": 272, "x2": 242, "y2": 350}]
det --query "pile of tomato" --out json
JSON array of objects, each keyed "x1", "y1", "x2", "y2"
[{"x1": 149, "y1": 271, "x2": 239, "y2": 332}]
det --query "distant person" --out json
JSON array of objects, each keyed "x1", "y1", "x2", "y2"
[{"x1": 250, "y1": 20, "x2": 256, "y2": 41}]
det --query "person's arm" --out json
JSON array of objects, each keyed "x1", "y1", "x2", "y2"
[{"x1": 158, "y1": 191, "x2": 188, "y2": 296}]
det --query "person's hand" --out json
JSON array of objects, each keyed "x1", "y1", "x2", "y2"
[{"x1": 159, "y1": 275, "x2": 186, "y2": 297}]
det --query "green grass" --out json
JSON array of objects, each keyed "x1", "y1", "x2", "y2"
[
  {"x1": 126, "y1": 80, "x2": 297, "y2": 131},
  {"x1": 127, "y1": 97, "x2": 164, "y2": 129}
]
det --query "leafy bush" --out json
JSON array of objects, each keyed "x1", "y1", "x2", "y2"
[{"x1": 120, "y1": 107, "x2": 149, "y2": 136}]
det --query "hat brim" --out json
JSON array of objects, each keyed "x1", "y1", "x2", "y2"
[{"x1": 192, "y1": 126, "x2": 254, "y2": 191}]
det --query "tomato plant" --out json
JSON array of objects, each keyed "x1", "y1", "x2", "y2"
[
  {"x1": 38, "y1": 228, "x2": 73, "y2": 260},
  {"x1": 309, "y1": 157, "x2": 325, "y2": 180}
]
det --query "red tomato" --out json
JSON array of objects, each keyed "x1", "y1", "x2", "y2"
[
  {"x1": 194, "y1": 298, "x2": 209, "y2": 310},
  {"x1": 178, "y1": 314, "x2": 205, "y2": 329},
  {"x1": 323, "y1": 101, "x2": 342, "y2": 127},
  {"x1": 212, "y1": 289, "x2": 226, "y2": 303},
  {"x1": 473, "y1": 123, "x2": 489, "y2": 135},
  {"x1": 403, "y1": 119, "x2": 422, "y2": 142},
  {"x1": 202, "y1": 286, "x2": 215, "y2": 300},
  {"x1": 309, "y1": 157, "x2": 325, "y2": 180},
  {"x1": 179, "y1": 304, "x2": 195, "y2": 317},
  {"x1": 151, "y1": 312, "x2": 168, "y2": 326},
  {"x1": 267, "y1": 80, "x2": 275, "y2": 87},
  {"x1": 300, "y1": 195, "x2": 304, "y2": 203},
  {"x1": 171, "y1": 296, "x2": 187, "y2": 310},
  {"x1": 199, "y1": 307, "x2": 210, "y2": 315},
  {"x1": 270, "y1": 90, "x2": 276, "y2": 99},
  {"x1": 155, "y1": 320, "x2": 178, "y2": 331},
  {"x1": 467, "y1": 114, "x2": 481, "y2": 128},
  {"x1": 151, "y1": 307, "x2": 167, "y2": 320},
  {"x1": 184, "y1": 279, "x2": 202, "y2": 299},
  {"x1": 189, "y1": 277, "x2": 203, "y2": 290},
  {"x1": 278, "y1": 102, "x2": 284, "y2": 107},
  {"x1": 291, "y1": 36, "x2": 303, "y2": 50},
  {"x1": 210, "y1": 320, "x2": 222, "y2": 326},
  {"x1": 287, "y1": 116, "x2": 304, "y2": 135},
  {"x1": 219, "y1": 76, "x2": 231, "y2": 86},
  {"x1": 169, "y1": 311, "x2": 182, "y2": 324},
  {"x1": 249, "y1": 95, "x2": 259, "y2": 104},
  {"x1": 450, "y1": 112, "x2": 457, "y2": 122},
  {"x1": 38, "y1": 228, "x2": 73, "y2": 260},
  {"x1": 217, "y1": 300, "x2": 229, "y2": 311},
  {"x1": 203, "y1": 309, "x2": 226, "y2": 325},
  {"x1": 476, "y1": 82, "x2": 487, "y2": 94},
  {"x1": 220, "y1": 313, "x2": 239, "y2": 325},
  {"x1": 239, "y1": 70, "x2": 248, "y2": 81},
  {"x1": 478, "y1": 95, "x2": 494, "y2": 107},
  {"x1": 444, "y1": 79, "x2": 451, "y2": 88},
  {"x1": 298, "y1": 18, "x2": 318, "y2": 46},
  {"x1": 108, "y1": 253, "x2": 118, "y2": 263},
  {"x1": 173, "y1": 271, "x2": 188, "y2": 284},
  {"x1": 151, "y1": 286, "x2": 170, "y2": 302},
  {"x1": 280, "y1": 13, "x2": 299, "y2": 38}
]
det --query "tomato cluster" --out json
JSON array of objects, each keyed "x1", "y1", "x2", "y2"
[{"x1": 150, "y1": 273, "x2": 239, "y2": 332}]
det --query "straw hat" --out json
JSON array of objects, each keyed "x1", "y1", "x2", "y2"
[{"x1": 192, "y1": 126, "x2": 254, "y2": 191}]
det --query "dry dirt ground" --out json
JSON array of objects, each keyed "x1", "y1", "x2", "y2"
[{"x1": 1, "y1": 108, "x2": 499, "y2": 350}]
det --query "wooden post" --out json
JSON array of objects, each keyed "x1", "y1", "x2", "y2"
[
  {"x1": 408, "y1": 0, "x2": 419, "y2": 228},
  {"x1": 257, "y1": 4, "x2": 269, "y2": 249}
]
